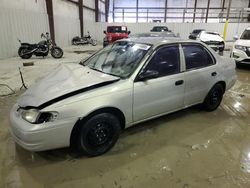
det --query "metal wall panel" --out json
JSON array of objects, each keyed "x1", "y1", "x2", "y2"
[
  {"x1": 54, "y1": 16, "x2": 80, "y2": 47},
  {"x1": 83, "y1": 0, "x2": 95, "y2": 9},
  {"x1": 0, "y1": 8, "x2": 49, "y2": 59},
  {"x1": 83, "y1": 9, "x2": 96, "y2": 37}
]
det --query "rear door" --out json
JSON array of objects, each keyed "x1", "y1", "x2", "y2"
[{"x1": 181, "y1": 43, "x2": 218, "y2": 106}]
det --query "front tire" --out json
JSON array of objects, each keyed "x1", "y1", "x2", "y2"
[
  {"x1": 90, "y1": 39, "x2": 97, "y2": 46},
  {"x1": 202, "y1": 84, "x2": 224, "y2": 111},
  {"x1": 51, "y1": 47, "x2": 63, "y2": 58},
  {"x1": 77, "y1": 113, "x2": 121, "y2": 157}
]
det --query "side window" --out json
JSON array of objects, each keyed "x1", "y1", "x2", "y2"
[
  {"x1": 182, "y1": 44, "x2": 214, "y2": 70},
  {"x1": 145, "y1": 45, "x2": 180, "y2": 77}
]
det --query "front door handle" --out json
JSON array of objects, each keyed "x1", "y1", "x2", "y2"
[
  {"x1": 211, "y1": 72, "x2": 217, "y2": 76},
  {"x1": 175, "y1": 80, "x2": 184, "y2": 86}
]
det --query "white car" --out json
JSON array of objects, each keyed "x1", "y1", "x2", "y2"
[
  {"x1": 9, "y1": 38, "x2": 236, "y2": 156},
  {"x1": 197, "y1": 31, "x2": 225, "y2": 52},
  {"x1": 232, "y1": 28, "x2": 250, "y2": 65}
]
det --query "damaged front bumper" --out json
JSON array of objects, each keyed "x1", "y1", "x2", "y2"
[{"x1": 9, "y1": 104, "x2": 77, "y2": 151}]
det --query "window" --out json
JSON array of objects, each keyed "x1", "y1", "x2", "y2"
[
  {"x1": 145, "y1": 45, "x2": 180, "y2": 77},
  {"x1": 182, "y1": 44, "x2": 214, "y2": 70}
]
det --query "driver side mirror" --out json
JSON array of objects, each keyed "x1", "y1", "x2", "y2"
[
  {"x1": 103, "y1": 30, "x2": 106, "y2": 34},
  {"x1": 233, "y1": 35, "x2": 239, "y2": 41},
  {"x1": 128, "y1": 31, "x2": 131, "y2": 35},
  {"x1": 137, "y1": 70, "x2": 159, "y2": 81}
]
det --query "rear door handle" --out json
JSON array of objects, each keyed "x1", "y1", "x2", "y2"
[
  {"x1": 211, "y1": 72, "x2": 217, "y2": 76},
  {"x1": 175, "y1": 80, "x2": 184, "y2": 86}
]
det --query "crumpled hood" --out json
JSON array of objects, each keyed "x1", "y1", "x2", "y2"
[
  {"x1": 234, "y1": 39, "x2": 250, "y2": 47},
  {"x1": 200, "y1": 33, "x2": 224, "y2": 42},
  {"x1": 17, "y1": 63, "x2": 119, "y2": 108}
]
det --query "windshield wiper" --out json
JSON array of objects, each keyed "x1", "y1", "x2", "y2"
[
  {"x1": 104, "y1": 72, "x2": 121, "y2": 78},
  {"x1": 89, "y1": 67, "x2": 103, "y2": 73},
  {"x1": 89, "y1": 67, "x2": 121, "y2": 78}
]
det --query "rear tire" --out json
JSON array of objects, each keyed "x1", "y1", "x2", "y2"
[
  {"x1": 18, "y1": 47, "x2": 32, "y2": 59},
  {"x1": 51, "y1": 47, "x2": 63, "y2": 58},
  {"x1": 202, "y1": 84, "x2": 224, "y2": 111},
  {"x1": 77, "y1": 113, "x2": 121, "y2": 157}
]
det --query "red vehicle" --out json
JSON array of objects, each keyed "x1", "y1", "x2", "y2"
[{"x1": 103, "y1": 26, "x2": 131, "y2": 47}]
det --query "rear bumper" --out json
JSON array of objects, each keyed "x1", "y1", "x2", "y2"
[{"x1": 9, "y1": 104, "x2": 77, "y2": 151}]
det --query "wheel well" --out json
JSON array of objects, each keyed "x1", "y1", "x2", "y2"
[
  {"x1": 69, "y1": 107, "x2": 126, "y2": 148},
  {"x1": 216, "y1": 81, "x2": 226, "y2": 93}
]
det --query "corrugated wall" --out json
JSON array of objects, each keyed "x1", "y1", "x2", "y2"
[
  {"x1": 54, "y1": 16, "x2": 80, "y2": 47},
  {"x1": 0, "y1": 7, "x2": 49, "y2": 59}
]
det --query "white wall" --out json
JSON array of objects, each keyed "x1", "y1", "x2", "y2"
[
  {"x1": 0, "y1": 0, "x2": 83, "y2": 59},
  {"x1": 0, "y1": 0, "x2": 47, "y2": 13},
  {"x1": 53, "y1": 0, "x2": 80, "y2": 46},
  {"x1": 0, "y1": 3, "x2": 49, "y2": 59}
]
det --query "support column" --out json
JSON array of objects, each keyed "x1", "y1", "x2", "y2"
[
  {"x1": 248, "y1": 0, "x2": 250, "y2": 22},
  {"x1": 193, "y1": 0, "x2": 197, "y2": 23},
  {"x1": 223, "y1": 0, "x2": 232, "y2": 39},
  {"x1": 95, "y1": 0, "x2": 99, "y2": 22},
  {"x1": 105, "y1": 0, "x2": 110, "y2": 22},
  {"x1": 164, "y1": 0, "x2": 168, "y2": 22},
  {"x1": 45, "y1": 0, "x2": 55, "y2": 44},
  {"x1": 136, "y1": 0, "x2": 139, "y2": 23},
  {"x1": 112, "y1": 0, "x2": 115, "y2": 22},
  {"x1": 205, "y1": 0, "x2": 211, "y2": 23},
  {"x1": 79, "y1": 0, "x2": 83, "y2": 37},
  {"x1": 221, "y1": 0, "x2": 225, "y2": 11}
]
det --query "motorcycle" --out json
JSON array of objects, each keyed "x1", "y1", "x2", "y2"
[
  {"x1": 18, "y1": 32, "x2": 63, "y2": 59},
  {"x1": 72, "y1": 32, "x2": 97, "y2": 46}
]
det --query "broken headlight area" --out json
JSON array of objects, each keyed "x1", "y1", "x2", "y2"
[{"x1": 19, "y1": 108, "x2": 58, "y2": 124}]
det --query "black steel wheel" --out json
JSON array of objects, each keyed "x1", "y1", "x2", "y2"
[
  {"x1": 203, "y1": 84, "x2": 224, "y2": 111},
  {"x1": 77, "y1": 113, "x2": 121, "y2": 156}
]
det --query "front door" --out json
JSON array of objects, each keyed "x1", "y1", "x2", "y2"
[{"x1": 133, "y1": 45, "x2": 185, "y2": 122}]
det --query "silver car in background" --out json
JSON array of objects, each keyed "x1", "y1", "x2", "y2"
[{"x1": 9, "y1": 38, "x2": 236, "y2": 156}]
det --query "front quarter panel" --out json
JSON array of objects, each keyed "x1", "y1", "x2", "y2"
[{"x1": 42, "y1": 80, "x2": 133, "y2": 126}]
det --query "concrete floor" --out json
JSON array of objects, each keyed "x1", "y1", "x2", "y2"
[{"x1": 1, "y1": 45, "x2": 250, "y2": 187}]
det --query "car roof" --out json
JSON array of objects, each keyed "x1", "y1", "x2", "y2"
[
  {"x1": 130, "y1": 31, "x2": 175, "y2": 37},
  {"x1": 118, "y1": 37, "x2": 202, "y2": 47},
  {"x1": 153, "y1": 26, "x2": 168, "y2": 28}
]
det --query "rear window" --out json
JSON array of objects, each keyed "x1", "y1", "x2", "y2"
[
  {"x1": 193, "y1": 30, "x2": 202, "y2": 34},
  {"x1": 182, "y1": 44, "x2": 215, "y2": 70},
  {"x1": 152, "y1": 27, "x2": 168, "y2": 32},
  {"x1": 107, "y1": 26, "x2": 127, "y2": 33}
]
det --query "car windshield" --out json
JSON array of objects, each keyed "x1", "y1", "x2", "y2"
[
  {"x1": 107, "y1": 26, "x2": 127, "y2": 33},
  {"x1": 82, "y1": 41, "x2": 151, "y2": 78},
  {"x1": 193, "y1": 30, "x2": 203, "y2": 34},
  {"x1": 152, "y1": 27, "x2": 168, "y2": 31},
  {"x1": 205, "y1": 32, "x2": 220, "y2": 36},
  {"x1": 240, "y1": 30, "x2": 250, "y2": 39}
]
